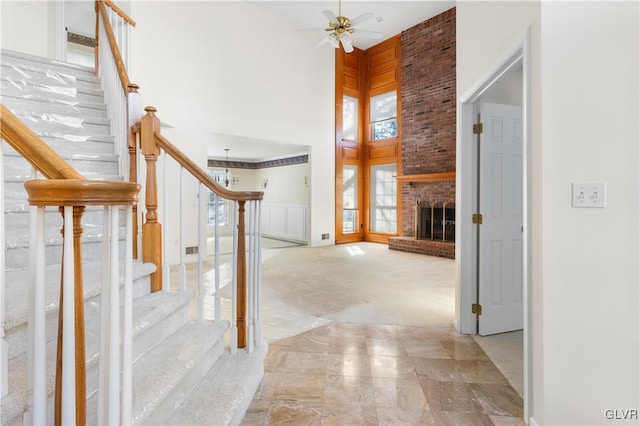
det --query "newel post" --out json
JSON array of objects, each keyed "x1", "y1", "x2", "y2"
[
  {"x1": 141, "y1": 106, "x2": 163, "y2": 292},
  {"x1": 236, "y1": 201, "x2": 247, "y2": 348}
]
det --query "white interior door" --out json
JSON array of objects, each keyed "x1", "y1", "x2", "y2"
[{"x1": 478, "y1": 102, "x2": 523, "y2": 335}]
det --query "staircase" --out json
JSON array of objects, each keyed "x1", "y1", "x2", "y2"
[{"x1": 1, "y1": 49, "x2": 265, "y2": 425}]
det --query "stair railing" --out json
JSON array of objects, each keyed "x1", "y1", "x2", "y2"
[
  {"x1": 95, "y1": 0, "x2": 138, "y2": 177},
  {"x1": 95, "y1": 0, "x2": 143, "y2": 258},
  {"x1": 94, "y1": 0, "x2": 264, "y2": 351},
  {"x1": 133, "y1": 107, "x2": 264, "y2": 351},
  {"x1": 1, "y1": 104, "x2": 140, "y2": 425}
]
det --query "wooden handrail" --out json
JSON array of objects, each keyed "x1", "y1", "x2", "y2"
[
  {"x1": 138, "y1": 107, "x2": 261, "y2": 348},
  {"x1": 96, "y1": 0, "x2": 132, "y2": 94},
  {"x1": 0, "y1": 104, "x2": 84, "y2": 180},
  {"x1": 25, "y1": 179, "x2": 140, "y2": 206},
  {"x1": 153, "y1": 132, "x2": 264, "y2": 202},
  {"x1": 102, "y1": 0, "x2": 136, "y2": 27}
]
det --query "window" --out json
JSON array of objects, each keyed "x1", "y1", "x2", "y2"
[
  {"x1": 369, "y1": 164, "x2": 397, "y2": 234},
  {"x1": 343, "y1": 95, "x2": 358, "y2": 141},
  {"x1": 342, "y1": 165, "x2": 358, "y2": 233},
  {"x1": 208, "y1": 169, "x2": 228, "y2": 226},
  {"x1": 370, "y1": 90, "x2": 397, "y2": 140}
]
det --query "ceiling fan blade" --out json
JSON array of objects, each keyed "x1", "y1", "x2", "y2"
[
  {"x1": 313, "y1": 35, "x2": 330, "y2": 49},
  {"x1": 354, "y1": 29, "x2": 382, "y2": 39},
  {"x1": 348, "y1": 12, "x2": 374, "y2": 27},
  {"x1": 322, "y1": 9, "x2": 338, "y2": 24},
  {"x1": 313, "y1": 34, "x2": 340, "y2": 49},
  {"x1": 340, "y1": 35, "x2": 354, "y2": 53}
]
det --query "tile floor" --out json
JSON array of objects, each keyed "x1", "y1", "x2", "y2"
[{"x1": 237, "y1": 240, "x2": 525, "y2": 425}]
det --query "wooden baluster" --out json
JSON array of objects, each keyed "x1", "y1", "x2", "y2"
[
  {"x1": 141, "y1": 106, "x2": 163, "y2": 292},
  {"x1": 127, "y1": 84, "x2": 141, "y2": 259},
  {"x1": 236, "y1": 201, "x2": 247, "y2": 348},
  {"x1": 54, "y1": 206, "x2": 87, "y2": 426}
]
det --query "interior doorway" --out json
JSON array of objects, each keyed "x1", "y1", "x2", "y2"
[{"x1": 456, "y1": 31, "x2": 531, "y2": 420}]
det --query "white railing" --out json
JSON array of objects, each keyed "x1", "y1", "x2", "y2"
[
  {"x1": 96, "y1": 204, "x2": 134, "y2": 425},
  {"x1": 134, "y1": 109, "x2": 264, "y2": 353},
  {"x1": 97, "y1": 1, "x2": 134, "y2": 178},
  {"x1": 23, "y1": 180, "x2": 137, "y2": 425},
  {"x1": 158, "y1": 156, "x2": 263, "y2": 354}
]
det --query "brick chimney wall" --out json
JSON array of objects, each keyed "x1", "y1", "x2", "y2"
[
  {"x1": 401, "y1": 7, "x2": 456, "y2": 177},
  {"x1": 391, "y1": 7, "x2": 456, "y2": 258}
]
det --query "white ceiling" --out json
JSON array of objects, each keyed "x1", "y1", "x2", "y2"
[
  {"x1": 212, "y1": 1, "x2": 455, "y2": 162},
  {"x1": 65, "y1": 1, "x2": 455, "y2": 162},
  {"x1": 208, "y1": 132, "x2": 310, "y2": 162},
  {"x1": 248, "y1": 1, "x2": 455, "y2": 51}
]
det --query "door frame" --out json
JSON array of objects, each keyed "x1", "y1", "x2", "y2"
[{"x1": 455, "y1": 28, "x2": 532, "y2": 420}]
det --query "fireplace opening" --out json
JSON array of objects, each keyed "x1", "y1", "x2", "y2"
[{"x1": 416, "y1": 201, "x2": 455, "y2": 242}]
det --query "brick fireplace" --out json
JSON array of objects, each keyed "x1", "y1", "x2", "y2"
[{"x1": 388, "y1": 7, "x2": 456, "y2": 259}]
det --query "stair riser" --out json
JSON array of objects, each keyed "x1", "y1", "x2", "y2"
[
  {"x1": 1, "y1": 66, "x2": 101, "y2": 90},
  {"x1": 132, "y1": 303, "x2": 190, "y2": 363},
  {"x1": 8, "y1": 113, "x2": 111, "y2": 136},
  {"x1": 141, "y1": 340, "x2": 225, "y2": 426},
  {"x1": 4, "y1": 208, "x2": 124, "y2": 232},
  {"x1": 1, "y1": 83, "x2": 104, "y2": 104},
  {"x1": 4, "y1": 137, "x2": 115, "y2": 156},
  {"x1": 5, "y1": 240, "x2": 124, "y2": 270},
  {"x1": 1, "y1": 96, "x2": 108, "y2": 119},
  {"x1": 4, "y1": 155, "x2": 119, "y2": 178},
  {"x1": 0, "y1": 54, "x2": 97, "y2": 82},
  {"x1": 38, "y1": 133, "x2": 116, "y2": 144}
]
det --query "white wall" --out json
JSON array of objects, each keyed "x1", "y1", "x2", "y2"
[
  {"x1": 458, "y1": 1, "x2": 639, "y2": 424},
  {"x1": 0, "y1": 1, "x2": 55, "y2": 57},
  {"x1": 209, "y1": 163, "x2": 311, "y2": 242},
  {"x1": 258, "y1": 162, "x2": 310, "y2": 242},
  {"x1": 256, "y1": 163, "x2": 309, "y2": 205},
  {"x1": 540, "y1": 2, "x2": 639, "y2": 424},
  {"x1": 129, "y1": 1, "x2": 335, "y2": 246},
  {"x1": 157, "y1": 126, "x2": 209, "y2": 263}
]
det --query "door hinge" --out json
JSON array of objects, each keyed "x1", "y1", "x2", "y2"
[
  {"x1": 472, "y1": 303, "x2": 482, "y2": 315},
  {"x1": 472, "y1": 213, "x2": 483, "y2": 224},
  {"x1": 473, "y1": 123, "x2": 483, "y2": 134}
]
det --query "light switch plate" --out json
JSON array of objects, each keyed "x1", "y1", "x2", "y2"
[{"x1": 572, "y1": 182, "x2": 606, "y2": 208}]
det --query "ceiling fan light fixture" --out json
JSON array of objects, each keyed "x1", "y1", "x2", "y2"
[
  {"x1": 339, "y1": 33, "x2": 354, "y2": 53},
  {"x1": 329, "y1": 33, "x2": 340, "y2": 48},
  {"x1": 299, "y1": 0, "x2": 381, "y2": 54}
]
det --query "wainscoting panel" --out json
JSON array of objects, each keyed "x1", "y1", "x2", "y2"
[{"x1": 261, "y1": 203, "x2": 308, "y2": 242}]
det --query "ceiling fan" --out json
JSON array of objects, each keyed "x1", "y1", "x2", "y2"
[{"x1": 298, "y1": 0, "x2": 382, "y2": 53}]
